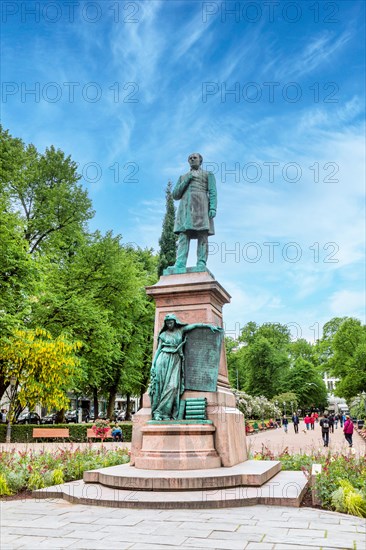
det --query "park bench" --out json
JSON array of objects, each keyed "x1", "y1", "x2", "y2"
[
  {"x1": 32, "y1": 427, "x2": 69, "y2": 441},
  {"x1": 86, "y1": 428, "x2": 113, "y2": 440}
]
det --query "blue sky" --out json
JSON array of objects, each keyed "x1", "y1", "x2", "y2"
[{"x1": 2, "y1": 0, "x2": 365, "y2": 341}]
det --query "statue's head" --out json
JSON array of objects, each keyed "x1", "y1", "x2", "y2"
[
  {"x1": 188, "y1": 152, "x2": 203, "y2": 169},
  {"x1": 160, "y1": 313, "x2": 187, "y2": 333}
]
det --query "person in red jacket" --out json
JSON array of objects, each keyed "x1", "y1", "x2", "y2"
[
  {"x1": 343, "y1": 415, "x2": 354, "y2": 447},
  {"x1": 304, "y1": 414, "x2": 311, "y2": 430},
  {"x1": 310, "y1": 413, "x2": 315, "y2": 430}
]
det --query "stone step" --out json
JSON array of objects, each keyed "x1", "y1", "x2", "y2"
[
  {"x1": 83, "y1": 460, "x2": 281, "y2": 490},
  {"x1": 32, "y1": 470, "x2": 308, "y2": 508}
]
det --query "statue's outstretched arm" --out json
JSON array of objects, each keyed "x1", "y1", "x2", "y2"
[{"x1": 183, "y1": 323, "x2": 223, "y2": 333}]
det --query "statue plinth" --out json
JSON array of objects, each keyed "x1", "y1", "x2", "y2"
[{"x1": 131, "y1": 271, "x2": 247, "y2": 468}]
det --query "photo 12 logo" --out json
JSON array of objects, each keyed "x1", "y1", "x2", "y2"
[
  {"x1": 202, "y1": 81, "x2": 339, "y2": 104},
  {"x1": 202, "y1": 161, "x2": 339, "y2": 185},
  {"x1": 224, "y1": 321, "x2": 322, "y2": 342},
  {"x1": 201, "y1": 2, "x2": 340, "y2": 24},
  {"x1": 1, "y1": 82, "x2": 139, "y2": 104},
  {"x1": 208, "y1": 241, "x2": 340, "y2": 264},
  {"x1": 77, "y1": 161, "x2": 139, "y2": 185},
  {"x1": 1, "y1": 2, "x2": 140, "y2": 24}
]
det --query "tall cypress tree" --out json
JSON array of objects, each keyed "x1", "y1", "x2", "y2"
[{"x1": 157, "y1": 181, "x2": 177, "y2": 276}]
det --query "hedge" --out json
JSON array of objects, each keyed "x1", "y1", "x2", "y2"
[{"x1": 0, "y1": 422, "x2": 133, "y2": 443}]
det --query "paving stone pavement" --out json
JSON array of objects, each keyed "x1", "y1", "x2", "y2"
[
  {"x1": 1, "y1": 428, "x2": 365, "y2": 549},
  {"x1": 1, "y1": 499, "x2": 365, "y2": 550}
]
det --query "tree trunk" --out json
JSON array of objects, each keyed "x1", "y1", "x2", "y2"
[
  {"x1": 93, "y1": 388, "x2": 99, "y2": 418},
  {"x1": 0, "y1": 374, "x2": 8, "y2": 401},
  {"x1": 125, "y1": 393, "x2": 132, "y2": 421},
  {"x1": 107, "y1": 389, "x2": 117, "y2": 420}
]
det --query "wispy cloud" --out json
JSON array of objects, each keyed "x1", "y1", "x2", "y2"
[{"x1": 274, "y1": 30, "x2": 352, "y2": 80}]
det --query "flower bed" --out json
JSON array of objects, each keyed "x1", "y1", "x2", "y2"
[
  {"x1": 0, "y1": 446, "x2": 129, "y2": 496},
  {"x1": 356, "y1": 427, "x2": 366, "y2": 440},
  {"x1": 252, "y1": 446, "x2": 366, "y2": 517}
]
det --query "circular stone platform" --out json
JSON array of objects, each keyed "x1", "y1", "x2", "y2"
[{"x1": 83, "y1": 460, "x2": 282, "y2": 490}]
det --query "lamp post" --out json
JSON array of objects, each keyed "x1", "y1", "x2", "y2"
[
  {"x1": 283, "y1": 401, "x2": 286, "y2": 416},
  {"x1": 5, "y1": 375, "x2": 17, "y2": 444}
]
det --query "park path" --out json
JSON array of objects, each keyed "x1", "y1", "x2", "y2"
[
  {"x1": 246, "y1": 421, "x2": 365, "y2": 457},
  {"x1": 1, "y1": 421, "x2": 364, "y2": 457}
]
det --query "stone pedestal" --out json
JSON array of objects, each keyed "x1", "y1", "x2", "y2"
[
  {"x1": 131, "y1": 271, "x2": 247, "y2": 468},
  {"x1": 134, "y1": 423, "x2": 221, "y2": 470}
]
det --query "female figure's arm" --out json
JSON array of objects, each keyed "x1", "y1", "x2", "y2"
[
  {"x1": 151, "y1": 340, "x2": 163, "y2": 371},
  {"x1": 182, "y1": 323, "x2": 223, "y2": 333}
]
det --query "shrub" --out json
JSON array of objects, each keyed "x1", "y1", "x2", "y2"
[
  {"x1": 0, "y1": 446, "x2": 129, "y2": 495},
  {"x1": 0, "y1": 474, "x2": 12, "y2": 496},
  {"x1": 0, "y1": 422, "x2": 133, "y2": 442},
  {"x1": 331, "y1": 480, "x2": 366, "y2": 518}
]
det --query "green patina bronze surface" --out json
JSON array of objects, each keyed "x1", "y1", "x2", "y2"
[
  {"x1": 185, "y1": 397, "x2": 208, "y2": 420},
  {"x1": 147, "y1": 420, "x2": 213, "y2": 425},
  {"x1": 163, "y1": 265, "x2": 215, "y2": 277},
  {"x1": 165, "y1": 153, "x2": 217, "y2": 273},
  {"x1": 184, "y1": 327, "x2": 223, "y2": 392},
  {"x1": 148, "y1": 314, "x2": 222, "y2": 422}
]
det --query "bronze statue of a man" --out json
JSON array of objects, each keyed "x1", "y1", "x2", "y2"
[{"x1": 172, "y1": 153, "x2": 217, "y2": 270}]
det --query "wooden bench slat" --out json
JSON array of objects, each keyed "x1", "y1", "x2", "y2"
[
  {"x1": 87, "y1": 428, "x2": 112, "y2": 438},
  {"x1": 33, "y1": 428, "x2": 69, "y2": 438}
]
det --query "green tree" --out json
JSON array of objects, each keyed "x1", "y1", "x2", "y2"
[
  {"x1": 32, "y1": 232, "x2": 157, "y2": 417},
  {"x1": 316, "y1": 317, "x2": 350, "y2": 374},
  {"x1": 245, "y1": 336, "x2": 289, "y2": 398},
  {"x1": 289, "y1": 338, "x2": 317, "y2": 363},
  {"x1": 329, "y1": 318, "x2": 366, "y2": 401},
  {"x1": 272, "y1": 392, "x2": 299, "y2": 413},
  {"x1": 0, "y1": 328, "x2": 82, "y2": 415},
  {"x1": 282, "y1": 357, "x2": 328, "y2": 409},
  {"x1": 226, "y1": 338, "x2": 248, "y2": 390},
  {"x1": 0, "y1": 126, "x2": 93, "y2": 257},
  {"x1": 157, "y1": 181, "x2": 177, "y2": 276},
  {"x1": 237, "y1": 322, "x2": 291, "y2": 398},
  {"x1": 0, "y1": 196, "x2": 39, "y2": 399}
]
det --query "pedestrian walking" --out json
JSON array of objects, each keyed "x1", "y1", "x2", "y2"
[
  {"x1": 334, "y1": 413, "x2": 339, "y2": 429},
  {"x1": 328, "y1": 413, "x2": 335, "y2": 433},
  {"x1": 304, "y1": 414, "x2": 311, "y2": 430},
  {"x1": 340, "y1": 413, "x2": 345, "y2": 428},
  {"x1": 282, "y1": 415, "x2": 289, "y2": 433},
  {"x1": 310, "y1": 413, "x2": 315, "y2": 430},
  {"x1": 292, "y1": 412, "x2": 299, "y2": 434},
  {"x1": 343, "y1": 415, "x2": 354, "y2": 448},
  {"x1": 320, "y1": 413, "x2": 330, "y2": 447}
]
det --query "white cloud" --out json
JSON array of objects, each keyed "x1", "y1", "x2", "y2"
[{"x1": 329, "y1": 290, "x2": 366, "y2": 320}]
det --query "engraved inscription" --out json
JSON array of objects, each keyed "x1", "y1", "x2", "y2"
[{"x1": 184, "y1": 328, "x2": 222, "y2": 391}]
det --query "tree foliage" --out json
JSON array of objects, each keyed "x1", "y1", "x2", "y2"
[
  {"x1": 31, "y1": 232, "x2": 157, "y2": 416},
  {"x1": 157, "y1": 181, "x2": 177, "y2": 276},
  {"x1": 281, "y1": 358, "x2": 328, "y2": 409},
  {"x1": 234, "y1": 322, "x2": 291, "y2": 398},
  {"x1": 0, "y1": 127, "x2": 158, "y2": 412},
  {"x1": 328, "y1": 318, "x2": 366, "y2": 401},
  {"x1": 0, "y1": 329, "x2": 82, "y2": 414},
  {"x1": 1, "y1": 126, "x2": 94, "y2": 256}
]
